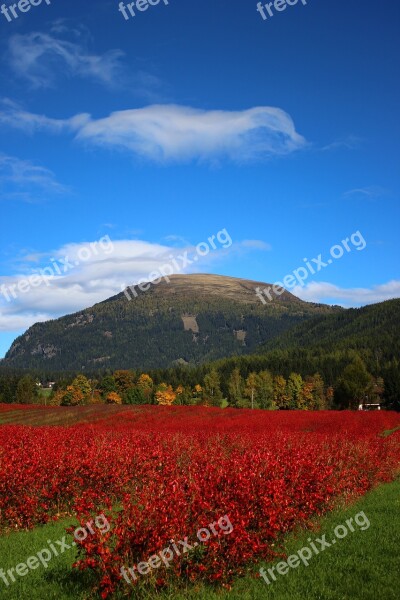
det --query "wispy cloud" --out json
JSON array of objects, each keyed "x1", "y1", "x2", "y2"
[
  {"x1": 0, "y1": 103, "x2": 306, "y2": 165},
  {"x1": 293, "y1": 280, "x2": 400, "y2": 307},
  {"x1": 7, "y1": 32, "x2": 125, "y2": 89},
  {"x1": 6, "y1": 28, "x2": 164, "y2": 99},
  {"x1": 343, "y1": 186, "x2": 390, "y2": 201},
  {"x1": 0, "y1": 154, "x2": 67, "y2": 202},
  {"x1": 239, "y1": 240, "x2": 272, "y2": 251},
  {"x1": 322, "y1": 135, "x2": 363, "y2": 151}
]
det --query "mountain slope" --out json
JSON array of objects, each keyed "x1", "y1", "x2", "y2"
[
  {"x1": 3, "y1": 274, "x2": 339, "y2": 371},
  {"x1": 264, "y1": 298, "x2": 400, "y2": 358}
]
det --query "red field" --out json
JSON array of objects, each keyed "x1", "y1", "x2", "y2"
[{"x1": 0, "y1": 406, "x2": 399, "y2": 597}]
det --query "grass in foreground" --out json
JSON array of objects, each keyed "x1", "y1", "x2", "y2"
[{"x1": 0, "y1": 479, "x2": 399, "y2": 599}]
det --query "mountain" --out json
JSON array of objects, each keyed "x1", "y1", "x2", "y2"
[
  {"x1": 3, "y1": 274, "x2": 339, "y2": 371},
  {"x1": 265, "y1": 297, "x2": 400, "y2": 358}
]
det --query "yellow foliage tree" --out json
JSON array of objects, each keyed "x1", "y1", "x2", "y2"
[
  {"x1": 155, "y1": 384, "x2": 176, "y2": 406},
  {"x1": 61, "y1": 386, "x2": 84, "y2": 406},
  {"x1": 88, "y1": 390, "x2": 105, "y2": 405},
  {"x1": 106, "y1": 392, "x2": 122, "y2": 404},
  {"x1": 49, "y1": 390, "x2": 64, "y2": 406},
  {"x1": 137, "y1": 374, "x2": 154, "y2": 402}
]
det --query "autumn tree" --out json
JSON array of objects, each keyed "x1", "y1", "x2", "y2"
[
  {"x1": 299, "y1": 380, "x2": 314, "y2": 410},
  {"x1": 174, "y1": 385, "x2": 192, "y2": 405},
  {"x1": 106, "y1": 391, "x2": 122, "y2": 404},
  {"x1": 273, "y1": 375, "x2": 289, "y2": 410},
  {"x1": 88, "y1": 390, "x2": 105, "y2": 405},
  {"x1": 61, "y1": 385, "x2": 84, "y2": 406},
  {"x1": 155, "y1": 384, "x2": 176, "y2": 406},
  {"x1": 137, "y1": 374, "x2": 154, "y2": 403},
  {"x1": 71, "y1": 375, "x2": 92, "y2": 404},
  {"x1": 190, "y1": 384, "x2": 203, "y2": 405},
  {"x1": 114, "y1": 370, "x2": 135, "y2": 394}
]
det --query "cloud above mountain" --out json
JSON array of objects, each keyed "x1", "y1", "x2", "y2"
[
  {"x1": 293, "y1": 280, "x2": 400, "y2": 306},
  {"x1": 0, "y1": 103, "x2": 306, "y2": 164},
  {"x1": 0, "y1": 236, "x2": 268, "y2": 333}
]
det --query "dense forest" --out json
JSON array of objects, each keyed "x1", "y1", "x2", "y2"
[{"x1": 1, "y1": 348, "x2": 399, "y2": 411}]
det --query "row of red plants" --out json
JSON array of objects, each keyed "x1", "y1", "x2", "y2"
[{"x1": 0, "y1": 409, "x2": 399, "y2": 597}]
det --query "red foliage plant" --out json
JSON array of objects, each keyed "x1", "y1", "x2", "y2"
[{"x1": 0, "y1": 408, "x2": 399, "y2": 597}]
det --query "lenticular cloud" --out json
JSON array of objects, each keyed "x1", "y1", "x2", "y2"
[
  {"x1": 0, "y1": 102, "x2": 306, "y2": 164},
  {"x1": 75, "y1": 104, "x2": 307, "y2": 163}
]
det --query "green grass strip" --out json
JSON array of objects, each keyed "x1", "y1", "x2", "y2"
[{"x1": 0, "y1": 479, "x2": 399, "y2": 599}]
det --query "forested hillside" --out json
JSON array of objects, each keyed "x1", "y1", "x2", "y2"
[
  {"x1": 2, "y1": 274, "x2": 338, "y2": 371},
  {"x1": 264, "y1": 298, "x2": 400, "y2": 357}
]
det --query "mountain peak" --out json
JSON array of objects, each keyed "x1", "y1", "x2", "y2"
[
  {"x1": 4, "y1": 273, "x2": 337, "y2": 371},
  {"x1": 123, "y1": 272, "x2": 302, "y2": 305}
]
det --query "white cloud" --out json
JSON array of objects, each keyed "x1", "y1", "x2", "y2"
[
  {"x1": 343, "y1": 186, "x2": 390, "y2": 201},
  {"x1": 0, "y1": 236, "x2": 264, "y2": 332},
  {"x1": 0, "y1": 103, "x2": 306, "y2": 164},
  {"x1": 0, "y1": 154, "x2": 67, "y2": 202},
  {"x1": 240, "y1": 240, "x2": 272, "y2": 250},
  {"x1": 75, "y1": 105, "x2": 306, "y2": 163},
  {"x1": 322, "y1": 135, "x2": 363, "y2": 151},
  {"x1": 293, "y1": 280, "x2": 400, "y2": 307},
  {"x1": 0, "y1": 99, "x2": 90, "y2": 134},
  {"x1": 7, "y1": 32, "x2": 125, "y2": 89}
]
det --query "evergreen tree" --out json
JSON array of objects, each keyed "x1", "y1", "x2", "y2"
[
  {"x1": 228, "y1": 368, "x2": 244, "y2": 407},
  {"x1": 335, "y1": 356, "x2": 373, "y2": 409},
  {"x1": 99, "y1": 375, "x2": 118, "y2": 396},
  {"x1": 15, "y1": 375, "x2": 38, "y2": 404}
]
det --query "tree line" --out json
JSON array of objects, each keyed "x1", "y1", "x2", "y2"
[{"x1": 3, "y1": 353, "x2": 398, "y2": 410}]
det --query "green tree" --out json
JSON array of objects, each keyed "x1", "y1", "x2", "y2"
[
  {"x1": 244, "y1": 372, "x2": 258, "y2": 409},
  {"x1": 123, "y1": 386, "x2": 146, "y2": 405},
  {"x1": 15, "y1": 375, "x2": 38, "y2": 404},
  {"x1": 335, "y1": 356, "x2": 373, "y2": 409},
  {"x1": 310, "y1": 373, "x2": 326, "y2": 410},
  {"x1": 0, "y1": 377, "x2": 14, "y2": 404},
  {"x1": 273, "y1": 375, "x2": 289, "y2": 410},
  {"x1": 383, "y1": 360, "x2": 400, "y2": 409},
  {"x1": 286, "y1": 372, "x2": 303, "y2": 409},
  {"x1": 203, "y1": 369, "x2": 223, "y2": 406},
  {"x1": 99, "y1": 375, "x2": 117, "y2": 396},
  {"x1": 228, "y1": 368, "x2": 244, "y2": 407},
  {"x1": 255, "y1": 370, "x2": 275, "y2": 410},
  {"x1": 71, "y1": 374, "x2": 92, "y2": 403}
]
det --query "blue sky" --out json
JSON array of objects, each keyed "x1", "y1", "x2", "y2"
[{"x1": 0, "y1": 0, "x2": 399, "y2": 357}]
